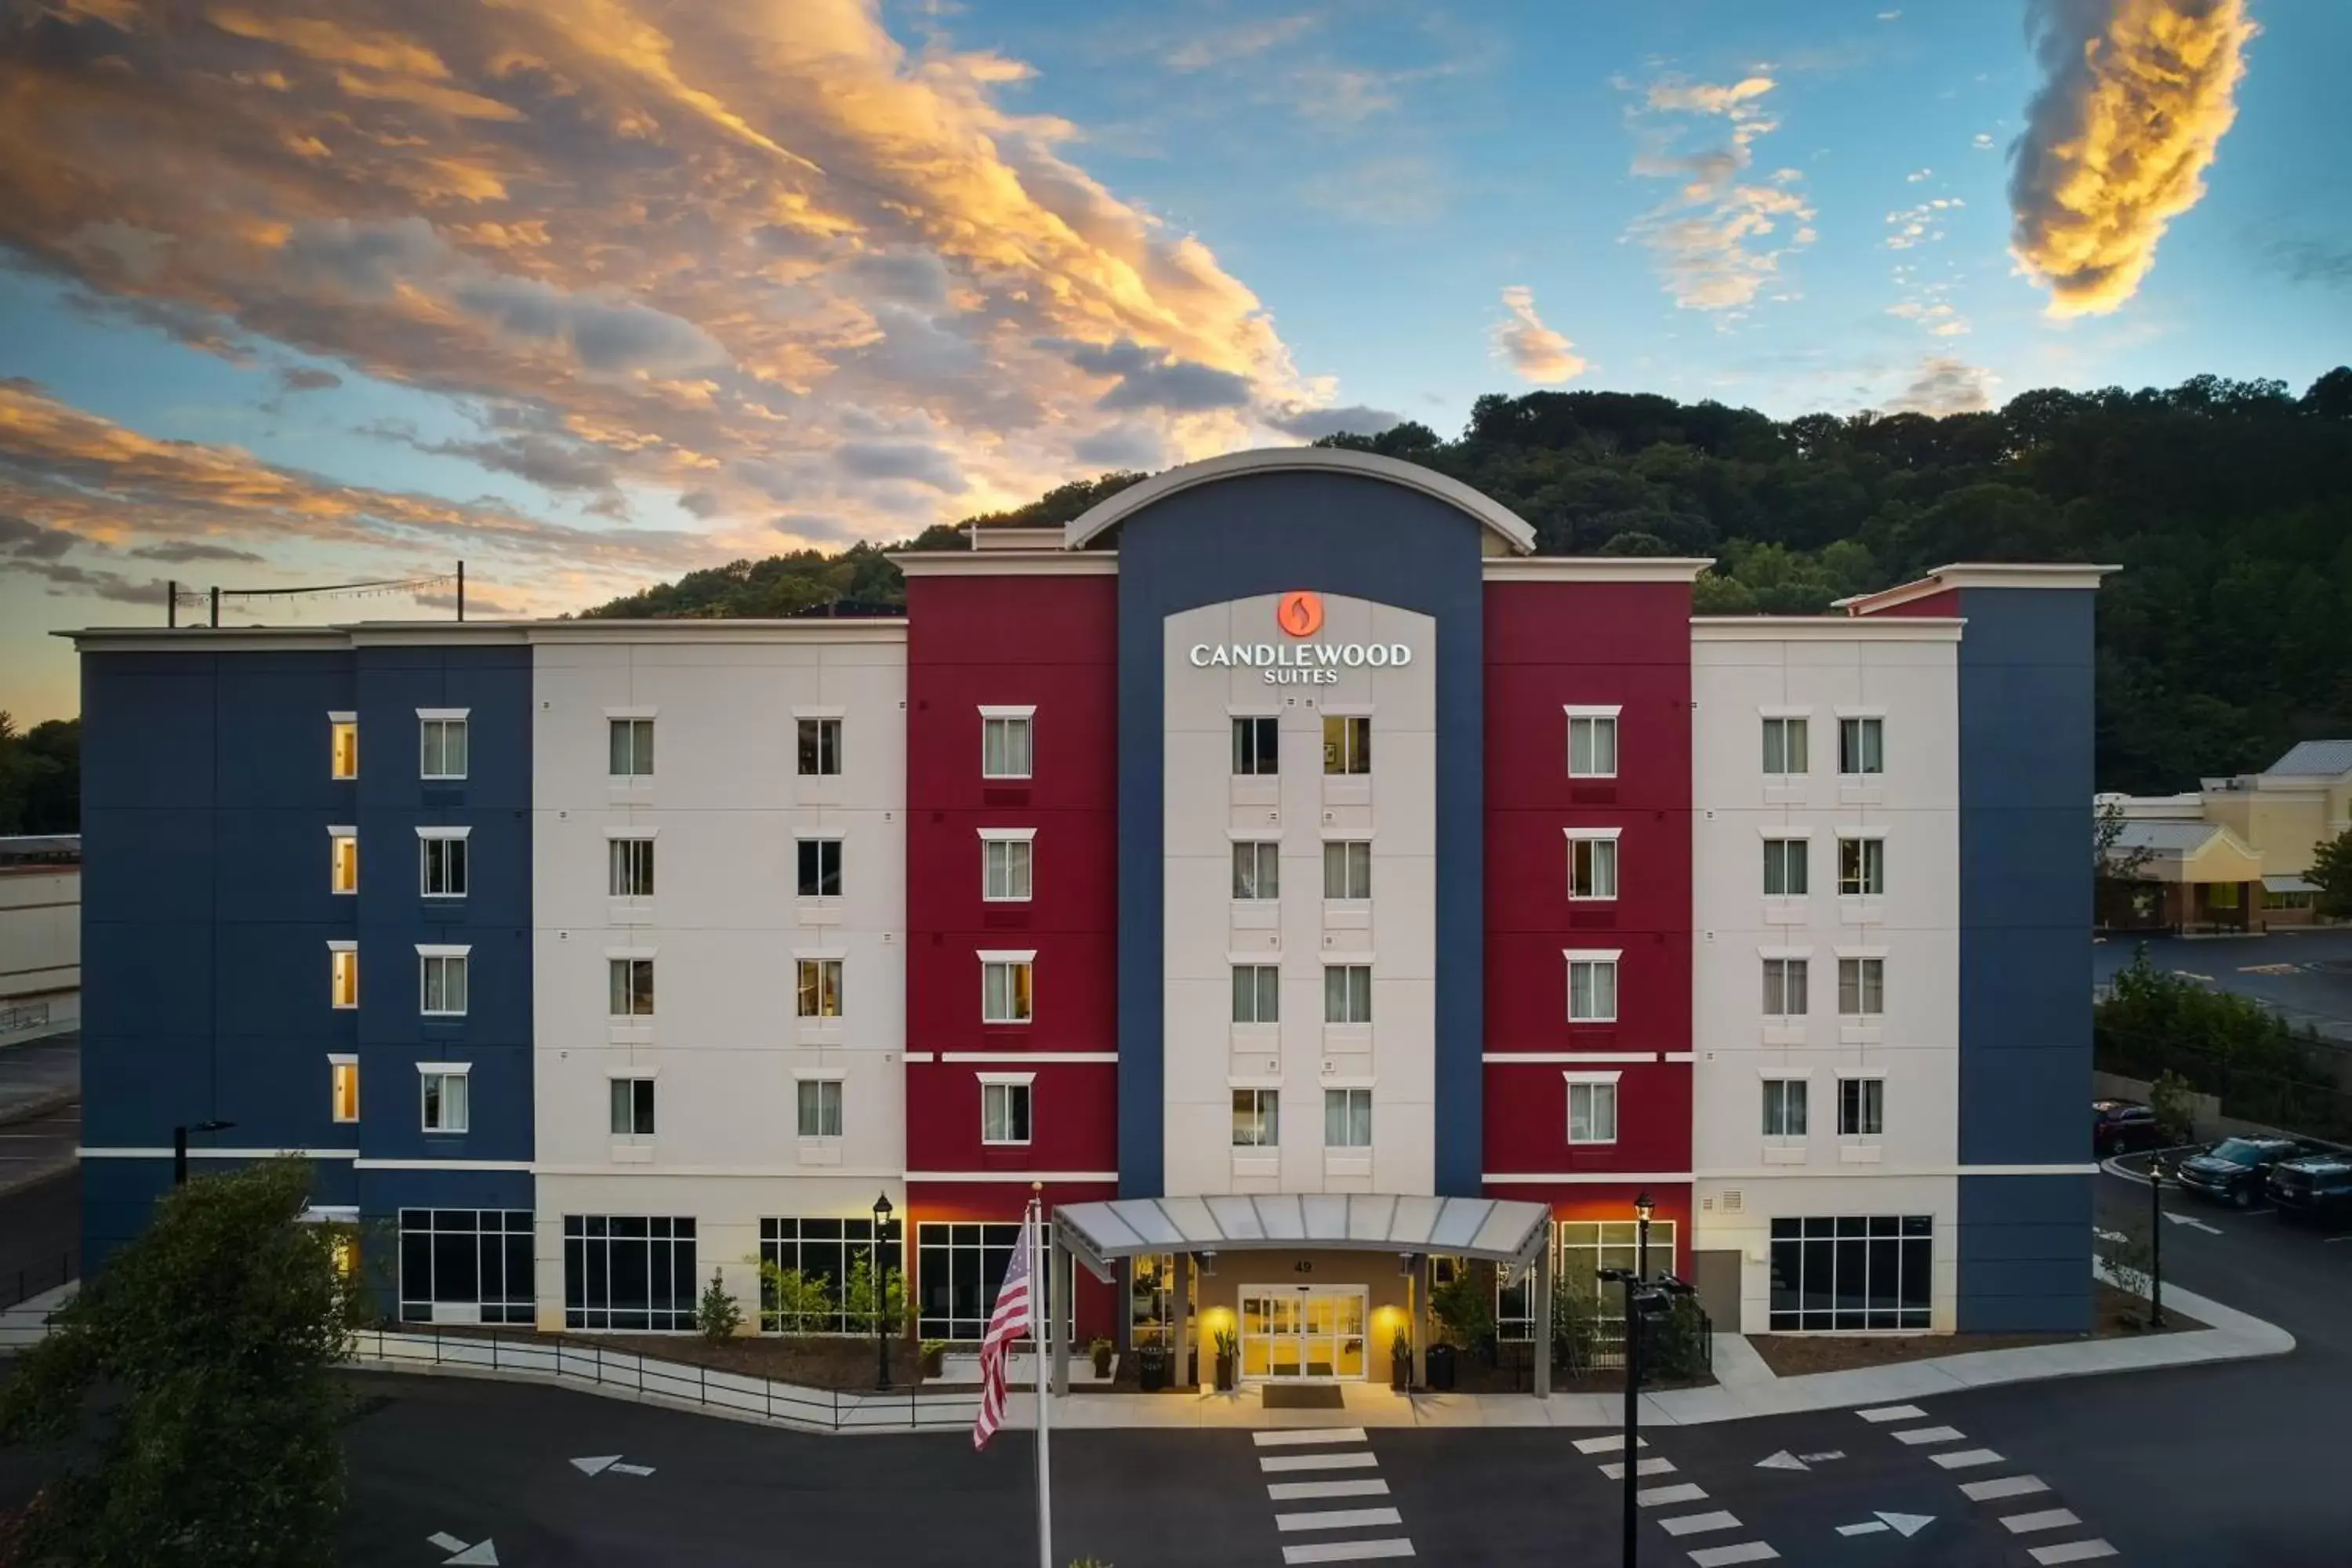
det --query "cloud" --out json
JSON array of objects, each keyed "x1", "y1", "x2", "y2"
[
  {"x1": 1886, "y1": 354, "x2": 1999, "y2": 414},
  {"x1": 278, "y1": 365, "x2": 343, "y2": 392},
  {"x1": 15, "y1": 560, "x2": 169, "y2": 606},
  {"x1": 1490, "y1": 286, "x2": 1586, "y2": 383},
  {"x1": 2263, "y1": 238, "x2": 2352, "y2": 289},
  {"x1": 419, "y1": 431, "x2": 619, "y2": 493},
  {"x1": 1069, "y1": 425, "x2": 1171, "y2": 469},
  {"x1": 1623, "y1": 74, "x2": 1817, "y2": 314},
  {"x1": 1973, "y1": 132, "x2": 1995, "y2": 149},
  {"x1": 832, "y1": 439, "x2": 967, "y2": 493},
  {"x1": 0, "y1": 512, "x2": 80, "y2": 560},
  {"x1": 1300, "y1": 157, "x2": 1446, "y2": 226},
  {"x1": 127, "y1": 540, "x2": 268, "y2": 563},
  {"x1": 1884, "y1": 196, "x2": 1964, "y2": 251},
  {"x1": 1061, "y1": 339, "x2": 1256, "y2": 413},
  {"x1": 1878, "y1": 9, "x2": 1902, "y2": 18},
  {"x1": 1164, "y1": 16, "x2": 1318, "y2": 72},
  {"x1": 1906, "y1": 168, "x2": 1932, "y2": 182},
  {"x1": 1262, "y1": 404, "x2": 1403, "y2": 441},
  {"x1": 2009, "y1": 0, "x2": 2257, "y2": 318}
]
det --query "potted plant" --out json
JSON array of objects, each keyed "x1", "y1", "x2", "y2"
[
  {"x1": 1389, "y1": 1328, "x2": 1412, "y2": 1392},
  {"x1": 1089, "y1": 1337, "x2": 1116, "y2": 1379},
  {"x1": 1213, "y1": 1327, "x2": 1238, "y2": 1392},
  {"x1": 919, "y1": 1340, "x2": 947, "y2": 1379}
]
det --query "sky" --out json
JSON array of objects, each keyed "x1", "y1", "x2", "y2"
[{"x1": 2, "y1": 0, "x2": 2345, "y2": 723}]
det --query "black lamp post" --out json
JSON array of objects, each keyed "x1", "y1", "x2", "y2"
[
  {"x1": 1601, "y1": 1266, "x2": 1696, "y2": 1568},
  {"x1": 873, "y1": 1192, "x2": 895, "y2": 1390},
  {"x1": 172, "y1": 1120, "x2": 235, "y2": 1187},
  {"x1": 2147, "y1": 1156, "x2": 2167, "y2": 1330},
  {"x1": 1634, "y1": 1189, "x2": 1655, "y2": 1283}
]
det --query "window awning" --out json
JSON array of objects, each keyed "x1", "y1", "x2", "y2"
[
  {"x1": 1053, "y1": 1193, "x2": 1553, "y2": 1281},
  {"x1": 2263, "y1": 874, "x2": 2318, "y2": 895}
]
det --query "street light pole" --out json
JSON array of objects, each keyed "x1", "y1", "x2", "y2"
[
  {"x1": 1601, "y1": 1267, "x2": 1641, "y2": 1568},
  {"x1": 172, "y1": 1120, "x2": 235, "y2": 1186},
  {"x1": 873, "y1": 1192, "x2": 895, "y2": 1390},
  {"x1": 1635, "y1": 1190, "x2": 1654, "y2": 1283},
  {"x1": 2147, "y1": 1156, "x2": 2166, "y2": 1330}
]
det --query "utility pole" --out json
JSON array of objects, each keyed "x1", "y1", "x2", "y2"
[
  {"x1": 456, "y1": 560, "x2": 466, "y2": 621},
  {"x1": 209, "y1": 585, "x2": 220, "y2": 628}
]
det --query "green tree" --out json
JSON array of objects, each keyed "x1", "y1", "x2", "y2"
[
  {"x1": 0, "y1": 1158, "x2": 359, "y2": 1566},
  {"x1": 841, "y1": 1250, "x2": 906, "y2": 1338},
  {"x1": 2307, "y1": 827, "x2": 2352, "y2": 921},
  {"x1": 697, "y1": 1268, "x2": 743, "y2": 1343}
]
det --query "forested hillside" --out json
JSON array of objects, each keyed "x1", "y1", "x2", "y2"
[{"x1": 583, "y1": 372, "x2": 2352, "y2": 795}]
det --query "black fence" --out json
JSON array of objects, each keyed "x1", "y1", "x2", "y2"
[{"x1": 1, "y1": 1250, "x2": 74, "y2": 1314}]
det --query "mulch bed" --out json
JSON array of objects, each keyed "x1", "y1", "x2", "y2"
[
  {"x1": 1745, "y1": 1282, "x2": 2204, "y2": 1377},
  {"x1": 1442, "y1": 1345, "x2": 1716, "y2": 1396}
]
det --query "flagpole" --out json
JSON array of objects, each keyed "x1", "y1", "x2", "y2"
[{"x1": 1033, "y1": 1186, "x2": 1054, "y2": 1568}]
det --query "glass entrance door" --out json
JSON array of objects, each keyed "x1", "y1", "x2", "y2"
[{"x1": 1240, "y1": 1287, "x2": 1369, "y2": 1381}]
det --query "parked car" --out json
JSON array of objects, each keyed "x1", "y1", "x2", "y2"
[
  {"x1": 2172, "y1": 1136, "x2": 2304, "y2": 1207},
  {"x1": 2268, "y1": 1149, "x2": 2352, "y2": 1225},
  {"x1": 2092, "y1": 1099, "x2": 2165, "y2": 1157}
]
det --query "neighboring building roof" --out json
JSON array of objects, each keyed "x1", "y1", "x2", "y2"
[
  {"x1": 2110, "y1": 820, "x2": 2230, "y2": 855},
  {"x1": 2263, "y1": 874, "x2": 2319, "y2": 895},
  {"x1": 1837, "y1": 561, "x2": 2120, "y2": 615},
  {"x1": 0, "y1": 834, "x2": 80, "y2": 866},
  {"x1": 2266, "y1": 739, "x2": 2352, "y2": 778}
]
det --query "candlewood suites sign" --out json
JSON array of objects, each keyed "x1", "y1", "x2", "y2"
[{"x1": 1185, "y1": 590, "x2": 1416, "y2": 686}]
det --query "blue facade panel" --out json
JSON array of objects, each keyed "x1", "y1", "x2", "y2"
[
  {"x1": 1113, "y1": 471, "x2": 1487, "y2": 1197},
  {"x1": 1957, "y1": 1174, "x2": 2092, "y2": 1330}
]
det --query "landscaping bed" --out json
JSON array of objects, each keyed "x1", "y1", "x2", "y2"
[
  {"x1": 1745, "y1": 1282, "x2": 2204, "y2": 1377},
  {"x1": 1440, "y1": 1343, "x2": 1715, "y2": 1396}
]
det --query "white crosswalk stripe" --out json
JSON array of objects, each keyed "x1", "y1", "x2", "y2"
[
  {"x1": 1259, "y1": 1428, "x2": 1414, "y2": 1564},
  {"x1": 1255, "y1": 1428, "x2": 1369, "y2": 1447},
  {"x1": 1269, "y1": 1479, "x2": 1390, "y2": 1502},
  {"x1": 1573, "y1": 1433, "x2": 1650, "y2": 1454},
  {"x1": 1891, "y1": 1425, "x2": 1966, "y2": 1446},
  {"x1": 2001, "y1": 1509, "x2": 2083, "y2": 1535},
  {"x1": 1577, "y1": 1432, "x2": 1778, "y2": 1564},
  {"x1": 1929, "y1": 1447, "x2": 2005, "y2": 1469},
  {"x1": 1276, "y1": 1508, "x2": 1403, "y2": 1534},
  {"x1": 1280, "y1": 1541, "x2": 1416, "y2": 1564},
  {"x1": 2027, "y1": 1542, "x2": 2117, "y2": 1565},
  {"x1": 1961, "y1": 1475, "x2": 2051, "y2": 1502},
  {"x1": 1657, "y1": 1512, "x2": 1744, "y2": 1537},
  {"x1": 1856, "y1": 1404, "x2": 1926, "y2": 1422},
  {"x1": 1599, "y1": 1457, "x2": 1678, "y2": 1479},
  {"x1": 1637, "y1": 1483, "x2": 1710, "y2": 1508},
  {"x1": 1262, "y1": 1452, "x2": 1380, "y2": 1473},
  {"x1": 1686, "y1": 1544, "x2": 1780, "y2": 1566}
]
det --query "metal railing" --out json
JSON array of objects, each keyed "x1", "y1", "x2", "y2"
[
  {"x1": 0, "y1": 1000, "x2": 51, "y2": 1035},
  {"x1": 1, "y1": 1250, "x2": 73, "y2": 1313}
]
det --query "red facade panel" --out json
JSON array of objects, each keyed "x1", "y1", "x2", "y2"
[
  {"x1": 1857, "y1": 586, "x2": 1962, "y2": 618},
  {"x1": 1479, "y1": 1062, "x2": 1693, "y2": 1174},
  {"x1": 903, "y1": 1060, "x2": 1118, "y2": 1176}
]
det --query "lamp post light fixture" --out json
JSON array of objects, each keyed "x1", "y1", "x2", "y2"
[
  {"x1": 2147, "y1": 1156, "x2": 2166, "y2": 1330},
  {"x1": 872, "y1": 1192, "x2": 895, "y2": 1390},
  {"x1": 1633, "y1": 1189, "x2": 1655, "y2": 1282},
  {"x1": 172, "y1": 1120, "x2": 236, "y2": 1187}
]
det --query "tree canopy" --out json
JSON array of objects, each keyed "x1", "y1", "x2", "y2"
[{"x1": 0, "y1": 714, "x2": 78, "y2": 835}]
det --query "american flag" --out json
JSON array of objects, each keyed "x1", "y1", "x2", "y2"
[{"x1": 971, "y1": 1207, "x2": 1035, "y2": 1451}]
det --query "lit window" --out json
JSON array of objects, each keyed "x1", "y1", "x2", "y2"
[
  {"x1": 1838, "y1": 957, "x2": 1886, "y2": 1017},
  {"x1": 1231, "y1": 717, "x2": 1279, "y2": 776},
  {"x1": 1568, "y1": 713, "x2": 1619, "y2": 779},
  {"x1": 797, "y1": 717, "x2": 842, "y2": 777},
  {"x1": 1762, "y1": 957, "x2": 1809, "y2": 1018},
  {"x1": 419, "y1": 714, "x2": 469, "y2": 780},
  {"x1": 330, "y1": 1058, "x2": 360, "y2": 1123},
  {"x1": 1838, "y1": 1076, "x2": 1885, "y2": 1137},
  {"x1": 330, "y1": 716, "x2": 358, "y2": 780},
  {"x1": 1231, "y1": 841, "x2": 1279, "y2": 900},
  {"x1": 609, "y1": 1077, "x2": 655, "y2": 1137},
  {"x1": 984, "y1": 837, "x2": 1033, "y2": 902},
  {"x1": 1838, "y1": 837, "x2": 1886, "y2": 897},
  {"x1": 1232, "y1": 1088, "x2": 1280, "y2": 1148},
  {"x1": 982, "y1": 713, "x2": 1033, "y2": 779},
  {"x1": 1322, "y1": 714, "x2": 1371, "y2": 775},
  {"x1": 419, "y1": 949, "x2": 470, "y2": 1016},
  {"x1": 329, "y1": 945, "x2": 359, "y2": 1010},
  {"x1": 1323, "y1": 1087, "x2": 1372, "y2": 1149},
  {"x1": 419, "y1": 831, "x2": 468, "y2": 898},
  {"x1": 1567, "y1": 833, "x2": 1619, "y2": 900},
  {"x1": 797, "y1": 1078, "x2": 844, "y2": 1139},
  {"x1": 1566, "y1": 1080, "x2": 1618, "y2": 1144},
  {"x1": 1323, "y1": 840, "x2": 1371, "y2": 900},
  {"x1": 981, "y1": 1079, "x2": 1032, "y2": 1145},
  {"x1": 1323, "y1": 964, "x2": 1372, "y2": 1025},
  {"x1": 1762, "y1": 1078, "x2": 1809, "y2": 1138},
  {"x1": 796, "y1": 958, "x2": 844, "y2": 1018},
  {"x1": 1762, "y1": 717, "x2": 1809, "y2": 776},
  {"x1": 982, "y1": 956, "x2": 1033, "y2": 1024},
  {"x1": 1762, "y1": 838, "x2": 1808, "y2": 896},
  {"x1": 329, "y1": 830, "x2": 358, "y2": 895},
  {"x1": 608, "y1": 717, "x2": 655, "y2": 778},
  {"x1": 1838, "y1": 717, "x2": 1885, "y2": 777},
  {"x1": 797, "y1": 837, "x2": 843, "y2": 898},
  {"x1": 420, "y1": 1069, "x2": 470, "y2": 1134},
  {"x1": 1232, "y1": 964, "x2": 1280, "y2": 1024},
  {"x1": 608, "y1": 957, "x2": 655, "y2": 1018},
  {"x1": 608, "y1": 837, "x2": 655, "y2": 898},
  {"x1": 1566, "y1": 953, "x2": 1619, "y2": 1022}
]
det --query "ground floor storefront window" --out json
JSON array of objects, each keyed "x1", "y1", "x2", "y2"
[
  {"x1": 1768, "y1": 1214, "x2": 1931, "y2": 1330},
  {"x1": 757, "y1": 1216, "x2": 898, "y2": 1334},
  {"x1": 397, "y1": 1209, "x2": 534, "y2": 1325},
  {"x1": 1497, "y1": 1219, "x2": 1679, "y2": 1341},
  {"x1": 916, "y1": 1221, "x2": 1023, "y2": 1340},
  {"x1": 564, "y1": 1214, "x2": 696, "y2": 1330}
]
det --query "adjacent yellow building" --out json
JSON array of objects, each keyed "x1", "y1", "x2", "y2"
[{"x1": 2099, "y1": 741, "x2": 2352, "y2": 930}]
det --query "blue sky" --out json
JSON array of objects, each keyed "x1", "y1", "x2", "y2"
[{"x1": 0, "y1": 0, "x2": 2343, "y2": 722}]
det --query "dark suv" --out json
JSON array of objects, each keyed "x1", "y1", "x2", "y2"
[
  {"x1": 2268, "y1": 1150, "x2": 2352, "y2": 1224},
  {"x1": 2173, "y1": 1136, "x2": 2304, "y2": 1208},
  {"x1": 2092, "y1": 1100, "x2": 2164, "y2": 1157}
]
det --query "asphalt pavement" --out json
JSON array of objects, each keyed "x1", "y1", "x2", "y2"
[{"x1": 2095, "y1": 927, "x2": 2352, "y2": 1041}]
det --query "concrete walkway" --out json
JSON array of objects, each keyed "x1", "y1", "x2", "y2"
[{"x1": 0, "y1": 1029, "x2": 78, "y2": 1126}]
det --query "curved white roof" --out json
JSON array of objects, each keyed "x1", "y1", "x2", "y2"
[
  {"x1": 1052, "y1": 1192, "x2": 1553, "y2": 1279},
  {"x1": 1061, "y1": 447, "x2": 1537, "y2": 555}
]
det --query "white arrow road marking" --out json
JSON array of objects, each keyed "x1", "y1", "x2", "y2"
[
  {"x1": 1755, "y1": 1450, "x2": 1808, "y2": 1472},
  {"x1": 1876, "y1": 1512, "x2": 1935, "y2": 1537},
  {"x1": 2092, "y1": 1228, "x2": 2129, "y2": 1244},
  {"x1": 443, "y1": 1542, "x2": 500, "y2": 1566},
  {"x1": 1798, "y1": 1450, "x2": 1845, "y2": 1463},
  {"x1": 1838, "y1": 1523, "x2": 1889, "y2": 1537},
  {"x1": 426, "y1": 1535, "x2": 467, "y2": 1554},
  {"x1": 2162, "y1": 1211, "x2": 2223, "y2": 1233},
  {"x1": 610, "y1": 1462, "x2": 655, "y2": 1476},
  {"x1": 571, "y1": 1454, "x2": 619, "y2": 1475}
]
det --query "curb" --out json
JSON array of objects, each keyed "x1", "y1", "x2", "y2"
[{"x1": 0, "y1": 1086, "x2": 77, "y2": 1131}]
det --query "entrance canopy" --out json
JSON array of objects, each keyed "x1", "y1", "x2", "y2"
[{"x1": 1054, "y1": 1193, "x2": 1552, "y2": 1282}]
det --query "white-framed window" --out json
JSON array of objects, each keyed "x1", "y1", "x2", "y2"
[
  {"x1": 797, "y1": 837, "x2": 843, "y2": 898},
  {"x1": 983, "y1": 833, "x2": 1035, "y2": 902},
  {"x1": 328, "y1": 942, "x2": 358, "y2": 1009},
  {"x1": 419, "y1": 828, "x2": 469, "y2": 898},
  {"x1": 1231, "y1": 716, "x2": 1279, "y2": 776},
  {"x1": 1566, "y1": 829, "x2": 1620, "y2": 901},
  {"x1": 419, "y1": 946, "x2": 470, "y2": 1017},
  {"x1": 1762, "y1": 716, "x2": 1809, "y2": 776},
  {"x1": 797, "y1": 1076, "x2": 844, "y2": 1139},
  {"x1": 982, "y1": 953, "x2": 1034, "y2": 1025},
  {"x1": 1566, "y1": 949, "x2": 1620, "y2": 1023},
  {"x1": 1838, "y1": 836, "x2": 1886, "y2": 897},
  {"x1": 608, "y1": 717, "x2": 655, "y2": 778},
  {"x1": 1323, "y1": 840, "x2": 1371, "y2": 900},
  {"x1": 797, "y1": 717, "x2": 842, "y2": 777},
  {"x1": 1838, "y1": 716, "x2": 1885, "y2": 777},
  {"x1": 419, "y1": 712, "x2": 469, "y2": 781},
  {"x1": 1323, "y1": 964, "x2": 1372, "y2": 1025},
  {"x1": 1762, "y1": 1077, "x2": 1809, "y2": 1138},
  {"x1": 981, "y1": 1076, "x2": 1033, "y2": 1145},
  {"x1": 982, "y1": 709, "x2": 1034, "y2": 779},
  {"x1": 328, "y1": 828, "x2": 358, "y2": 895},
  {"x1": 610, "y1": 1076, "x2": 655, "y2": 1137},
  {"x1": 1838, "y1": 1076, "x2": 1885, "y2": 1137},
  {"x1": 1566, "y1": 709, "x2": 1620, "y2": 779},
  {"x1": 328, "y1": 1055, "x2": 359, "y2": 1123},
  {"x1": 1232, "y1": 964, "x2": 1281, "y2": 1024},
  {"x1": 1232, "y1": 1087, "x2": 1280, "y2": 1148},
  {"x1": 796, "y1": 957, "x2": 844, "y2": 1018},
  {"x1": 1838, "y1": 956, "x2": 1886, "y2": 1017},
  {"x1": 1323, "y1": 714, "x2": 1371, "y2": 775},
  {"x1": 1231, "y1": 840, "x2": 1279, "y2": 900},
  {"x1": 329, "y1": 713, "x2": 358, "y2": 780},
  {"x1": 1762, "y1": 956, "x2": 1809, "y2": 1018},
  {"x1": 608, "y1": 836, "x2": 655, "y2": 898},
  {"x1": 1566, "y1": 1076, "x2": 1619, "y2": 1145},
  {"x1": 1323, "y1": 1087, "x2": 1372, "y2": 1149},
  {"x1": 420, "y1": 1065, "x2": 470, "y2": 1134},
  {"x1": 608, "y1": 956, "x2": 655, "y2": 1018},
  {"x1": 1762, "y1": 837, "x2": 1808, "y2": 897}
]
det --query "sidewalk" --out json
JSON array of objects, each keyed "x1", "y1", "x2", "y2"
[{"x1": 0, "y1": 1029, "x2": 78, "y2": 1127}]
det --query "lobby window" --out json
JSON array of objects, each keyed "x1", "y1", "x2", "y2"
[
  {"x1": 329, "y1": 1057, "x2": 359, "y2": 1123},
  {"x1": 797, "y1": 837, "x2": 843, "y2": 898},
  {"x1": 564, "y1": 1214, "x2": 696, "y2": 1332},
  {"x1": 1838, "y1": 1076, "x2": 1885, "y2": 1137},
  {"x1": 329, "y1": 714, "x2": 358, "y2": 779},
  {"x1": 1762, "y1": 837, "x2": 1808, "y2": 897},
  {"x1": 1323, "y1": 714, "x2": 1371, "y2": 775},
  {"x1": 329, "y1": 829, "x2": 358, "y2": 895},
  {"x1": 1566, "y1": 1078, "x2": 1618, "y2": 1145},
  {"x1": 1567, "y1": 712, "x2": 1619, "y2": 779},
  {"x1": 982, "y1": 954, "x2": 1033, "y2": 1024},
  {"x1": 419, "y1": 713, "x2": 469, "y2": 780},
  {"x1": 608, "y1": 837, "x2": 655, "y2": 898},
  {"x1": 916, "y1": 1221, "x2": 1025, "y2": 1341},
  {"x1": 1232, "y1": 841, "x2": 1279, "y2": 900},
  {"x1": 1762, "y1": 957, "x2": 1808, "y2": 1018},
  {"x1": 1566, "y1": 831, "x2": 1619, "y2": 901},
  {"x1": 1566, "y1": 952, "x2": 1619, "y2": 1023},
  {"x1": 1762, "y1": 716, "x2": 1809, "y2": 777},
  {"x1": 1324, "y1": 1088, "x2": 1372, "y2": 1149},
  {"x1": 982, "y1": 711, "x2": 1033, "y2": 779},
  {"x1": 1231, "y1": 716, "x2": 1278, "y2": 776},
  {"x1": 1232, "y1": 1088, "x2": 1280, "y2": 1148},
  {"x1": 1323, "y1": 840, "x2": 1371, "y2": 901},
  {"x1": 1769, "y1": 1215, "x2": 1931, "y2": 1331},
  {"x1": 983, "y1": 835, "x2": 1033, "y2": 902},
  {"x1": 762, "y1": 1218, "x2": 895, "y2": 1334},
  {"x1": 608, "y1": 717, "x2": 655, "y2": 778},
  {"x1": 797, "y1": 957, "x2": 844, "y2": 1018},
  {"x1": 419, "y1": 830, "x2": 468, "y2": 898},
  {"x1": 1838, "y1": 836, "x2": 1886, "y2": 897},
  {"x1": 1838, "y1": 957, "x2": 1886, "y2": 1018},
  {"x1": 610, "y1": 1077, "x2": 656, "y2": 1138},
  {"x1": 419, "y1": 949, "x2": 470, "y2": 1017},
  {"x1": 1762, "y1": 1077, "x2": 1809, "y2": 1138},
  {"x1": 797, "y1": 1077, "x2": 844, "y2": 1140},
  {"x1": 609, "y1": 957, "x2": 655, "y2": 1018},
  {"x1": 401, "y1": 1208, "x2": 534, "y2": 1326},
  {"x1": 420, "y1": 1067, "x2": 470, "y2": 1134},
  {"x1": 981, "y1": 1078, "x2": 1032, "y2": 1145},
  {"x1": 1232, "y1": 964, "x2": 1281, "y2": 1025},
  {"x1": 1838, "y1": 717, "x2": 1885, "y2": 777},
  {"x1": 1324, "y1": 964, "x2": 1373, "y2": 1025},
  {"x1": 328, "y1": 944, "x2": 358, "y2": 1009},
  {"x1": 797, "y1": 717, "x2": 842, "y2": 777}
]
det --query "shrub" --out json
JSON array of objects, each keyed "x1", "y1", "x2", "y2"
[{"x1": 698, "y1": 1269, "x2": 743, "y2": 1343}]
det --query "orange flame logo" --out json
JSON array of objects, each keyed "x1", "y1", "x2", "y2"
[{"x1": 1276, "y1": 590, "x2": 1323, "y2": 638}]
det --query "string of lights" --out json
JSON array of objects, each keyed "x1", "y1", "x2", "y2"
[{"x1": 167, "y1": 563, "x2": 469, "y2": 625}]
